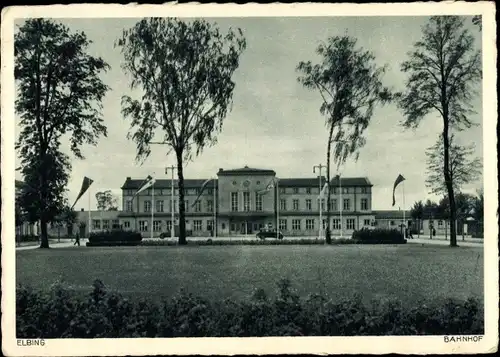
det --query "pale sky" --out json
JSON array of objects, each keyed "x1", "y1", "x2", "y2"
[{"x1": 14, "y1": 16, "x2": 483, "y2": 211}]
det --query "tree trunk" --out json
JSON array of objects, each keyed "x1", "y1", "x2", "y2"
[
  {"x1": 176, "y1": 150, "x2": 187, "y2": 245},
  {"x1": 325, "y1": 125, "x2": 335, "y2": 245},
  {"x1": 39, "y1": 217, "x2": 49, "y2": 248},
  {"x1": 442, "y1": 128, "x2": 458, "y2": 247}
]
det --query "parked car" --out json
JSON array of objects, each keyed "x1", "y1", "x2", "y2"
[{"x1": 256, "y1": 228, "x2": 283, "y2": 240}]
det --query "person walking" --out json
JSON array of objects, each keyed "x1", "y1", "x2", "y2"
[{"x1": 74, "y1": 232, "x2": 80, "y2": 246}]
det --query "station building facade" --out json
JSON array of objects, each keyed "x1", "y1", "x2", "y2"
[{"x1": 117, "y1": 166, "x2": 375, "y2": 238}]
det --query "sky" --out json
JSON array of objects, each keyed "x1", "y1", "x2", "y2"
[{"x1": 14, "y1": 16, "x2": 484, "y2": 211}]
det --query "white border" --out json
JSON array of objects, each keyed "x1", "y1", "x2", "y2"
[{"x1": 1, "y1": 2, "x2": 498, "y2": 356}]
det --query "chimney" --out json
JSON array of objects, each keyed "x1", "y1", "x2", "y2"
[
  {"x1": 218, "y1": 168, "x2": 223, "y2": 172},
  {"x1": 126, "y1": 176, "x2": 131, "y2": 180},
  {"x1": 81, "y1": 208, "x2": 84, "y2": 212}
]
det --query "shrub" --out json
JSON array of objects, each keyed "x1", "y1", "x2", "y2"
[
  {"x1": 87, "y1": 230, "x2": 142, "y2": 246},
  {"x1": 140, "y1": 238, "x2": 358, "y2": 247},
  {"x1": 17, "y1": 234, "x2": 39, "y2": 242},
  {"x1": 352, "y1": 228, "x2": 406, "y2": 244},
  {"x1": 16, "y1": 279, "x2": 483, "y2": 338}
]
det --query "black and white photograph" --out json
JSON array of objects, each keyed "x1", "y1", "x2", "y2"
[{"x1": 1, "y1": 2, "x2": 498, "y2": 356}]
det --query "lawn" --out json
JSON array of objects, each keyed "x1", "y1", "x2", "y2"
[{"x1": 16, "y1": 244, "x2": 483, "y2": 307}]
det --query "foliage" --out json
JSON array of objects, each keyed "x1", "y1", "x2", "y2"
[
  {"x1": 18, "y1": 234, "x2": 40, "y2": 242},
  {"x1": 296, "y1": 35, "x2": 391, "y2": 244},
  {"x1": 352, "y1": 228, "x2": 406, "y2": 244},
  {"x1": 16, "y1": 279, "x2": 484, "y2": 338},
  {"x1": 116, "y1": 18, "x2": 246, "y2": 245},
  {"x1": 15, "y1": 19, "x2": 110, "y2": 248},
  {"x1": 17, "y1": 150, "x2": 71, "y2": 225},
  {"x1": 410, "y1": 201, "x2": 425, "y2": 221},
  {"x1": 397, "y1": 16, "x2": 481, "y2": 247},
  {"x1": 471, "y1": 188, "x2": 484, "y2": 223},
  {"x1": 472, "y1": 16, "x2": 482, "y2": 31},
  {"x1": 425, "y1": 134, "x2": 482, "y2": 196},
  {"x1": 95, "y1": 190, "x2": 118, "y2": 211},
  {"x1": 88, "y1": 229, "x2": 142, "y2": 244}
]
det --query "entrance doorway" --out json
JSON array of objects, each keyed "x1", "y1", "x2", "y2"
[{"x1": 240, "y1": 222, "x2": 253, "y2": 234}]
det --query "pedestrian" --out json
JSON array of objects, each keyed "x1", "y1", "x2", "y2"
[{"x1": 74, "y1": 232, "x2": 80, "y2": 246}]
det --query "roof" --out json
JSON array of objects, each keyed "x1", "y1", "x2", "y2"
[
  {"x1": 217, "y1": 166, "x2": 276, "y2": 176},
  {"x1": 374, "y1": 210, "x2": 411, "y2": 219},
  {"x1": 279, "y1": 177, "x2": 372, "y2": 187},
  {"x1": 121, "y1": 178, "x2": 217, "y2": 190}
]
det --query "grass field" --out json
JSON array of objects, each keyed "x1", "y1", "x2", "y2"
[{"x1": 16, "y1": 244, "x2": 483, "y2": 307}]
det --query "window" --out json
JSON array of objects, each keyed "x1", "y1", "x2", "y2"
[
  {"x1": 92, "y1": 220, "x2": 101, "y2": 230},
  {"x1": 256, "y1": 180, "x2": 261, "y2": 185},
  {"x1": 280, "y1": 199, "x2": 287, "y2": 211},
  {"x1": 306, "y1": 188, "x2": 311, "y2": 194},
  {"x1": 320, "y1": 199, "x2": 325, "y2": 211},
  {"x1": 364, "y1": 219, "x2": 371, "y2": 226},
  {"x1": 332, "y1": 219, "x2": 341, "y2": 230},
  {"x1": 361, "y1": 187, "x2": 368, "y2": 194},
  {"x1": 332, "y1": 187, "x2": 338, "y2": 194},
  {"x1": 126, "y1": 200, "x2": 133, "y2": 212},
  {"x1": 292, "y1": 219, "x2": 301, "y2": 231},
  {"x1": 102, "y1": 220, "x2": 109, "y2": 230},
  {"x1": 346, "y1": 218, "x2": 355, "y2": 230},
  {"x1": 156, "y1": 200, "x2": 164, "y2": 213},
  {"x1": 361, "y1": 198, "x2": 368, "y2": 211},
  {"x1": 243, "y1": 192, "x2": 251, "y2": 211},
  {"x1": 438, "y1": 220, "x2": 443, "y2": 227},
  {"x1": 124, "y1": 221, "x2": 131, "y2": 229},
  {"x1": 322, "y1": 219, "x2": 327, "y2": 230},
  {"x1": 207, "y1": 188, "x2": 213, "y2": 195},
  {"x1": 293, "y1": 199, "x2": 299, "y2": 211},
  {"x1": 193, "y1": 201, "x2": 201, "y2": 213},
  {"x1": 255, "y1": 193, "x2": 263, "y2": 211},
  {"x1": 279, "y1": 219, "x2": 287, "y2": 230},
  {"x1": 343, "y1": 199, "x2": 350, "y2": 211},
  {"x1": 293, "y1": 188, "x2": 299, "y2": 194},
  {"x1": 231, "y1": 192, "x2": 238, "y2": 212},
  {"x1": 306, "y1": 219, "x2": 315, "y2": 230},
  {"x1": 280, "y1": 188, "x2": 285, "y2": 194},
  {"x1": 232, "y1": 181, "x2": 237, "y2": 186},
  {"x1": 139, "y1": 220, "x2": 148, "y2": 232},
  {"x1": 153, "y1": 220, "x2": 162, "y2": 232},
  {"x1": 185, "y1": 200, "x2": 189, "y2": 212},
  {"x1": 206, "y1": 200, "x2": 213, "y2": 213},
  {"x1": 230, "y1": 223, "x2": 236, "y2": 231},
  {"x1": 144, "y1": 200, "x2": 151, "y2": 213},
  {"x1": 342, "y1": 187, "x2": 349, "y2": 194},
  {"x1": 166, "y1": 220, "x2": 172, "y2": 232},
  {"x1": 222, "y1": 223, "x2": 226, "y2": 230},
  {"x1": 331, "y1": 199, "x2": 338, "y2": 211},
  {"x1": 207, "y1": 220, "x2": 214, "y2": 231},
  {"x1": 193, "y1": 220, "x2": 203, "y2": 231},
  {"x1": 306, "y1": 199, "x2": 312, "y2": 210}
]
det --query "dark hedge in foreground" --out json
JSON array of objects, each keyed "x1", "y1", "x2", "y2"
[
  {"x1": 87, "y1": 230, "x2": 142, "y2": 246},
  {"x1": 17, "y1": 279, "x2": 483, "y2": 338}
]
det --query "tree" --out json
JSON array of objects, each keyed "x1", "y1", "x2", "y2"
[
  {"x1": 397, "y1": 16, "x2": 481, "y2": 247},
  {"x1": 410, "y1": 200, "x2": 424, "y2": 237},
  {"x1": 472, "y1": 16, "x2": 482, "y2": 31},
  {"x1": 95, "y1": 190, "x2": 118, "y2": 211},
  {"x1": 297, "y1": 35, "x2": 391, "y2": 244},
  {"x1": 15, "y1": 19, "x2": 110, "y2": 248},
  {"x1": 425, "y1": 133, "x2": 482, "y2": 195},
  {"x1": 471, "y1": 188, "x2": 484, "y2": 223},
  {"x1": 53, "y1": 205, "x2": 78, "y2": 240},
  {"x1": 437, "y1": 192, "x2": 475, "y2": 240},
  {"x1": 117, "y1": 18, "x2": 246, "y2": 245}
]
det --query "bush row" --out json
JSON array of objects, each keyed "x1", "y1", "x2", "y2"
[
  {"x1": 16, "y1": 234, "x2": 40, "y2": 242},
  {"x1": 16, "y1": 279, "x2": 483, "y2": 338},
  {"x1": 141, "y1": 238, "x2": 338, "y2": 246},
  {"x1": 352, "y1": 228, "x2": 405, "y2": 243},
  {"x1": 88, "y1": 230, "x2": 142, "y2": 243}
]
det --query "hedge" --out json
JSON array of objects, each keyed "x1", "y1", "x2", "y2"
[
  {"x1": 16, "y1": 279, "x2": 483, "y2": 338},
  {"x1": 16, "y1": 234, "x2": 40, "y2": 242},
  {"x1": 352, "y1": 228, "x2": 406, "y2": 244},
  {"x1": 87, "y1": 230, "x2": 142, "y2": 247}
]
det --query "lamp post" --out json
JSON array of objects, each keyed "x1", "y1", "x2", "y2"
[
  {"x1": 165, "y1": 165, "x2": 177, "y2": 240},
  {"x1": 313, "y1": 164, "x2": 325, "y2": 239}
]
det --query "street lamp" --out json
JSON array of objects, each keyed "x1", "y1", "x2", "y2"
[{"x1": 313, "y1": 164, "x2": 326, "y2": 239}]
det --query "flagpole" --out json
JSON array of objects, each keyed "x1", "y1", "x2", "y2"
[
  {"x1": 276, "y1": 178, "x2": 280, "y2": 239},
  {"x1": 151, "y1": 181, "x2": 154, "y2": 240},
  {"x1": 88, "y1": 188, "x2": 91, "y2": 238},
  {"x1": 213, "y1": 177, "x2": 217, "y2": 239},
  {"x1": 402, "y1": 180, "x2": 406, "y2": 238},
  {"x1": 339, "y1": 174, "x2": 343, "y2": 239}
]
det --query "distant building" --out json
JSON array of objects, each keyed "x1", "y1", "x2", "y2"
[{"x1": 116, "y1": 166, "x2": 375, "y2": 238}]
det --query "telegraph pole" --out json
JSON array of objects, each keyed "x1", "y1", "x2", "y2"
[{"x1": 313, "y1": 164, "x2": 326, "y2": 239}]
